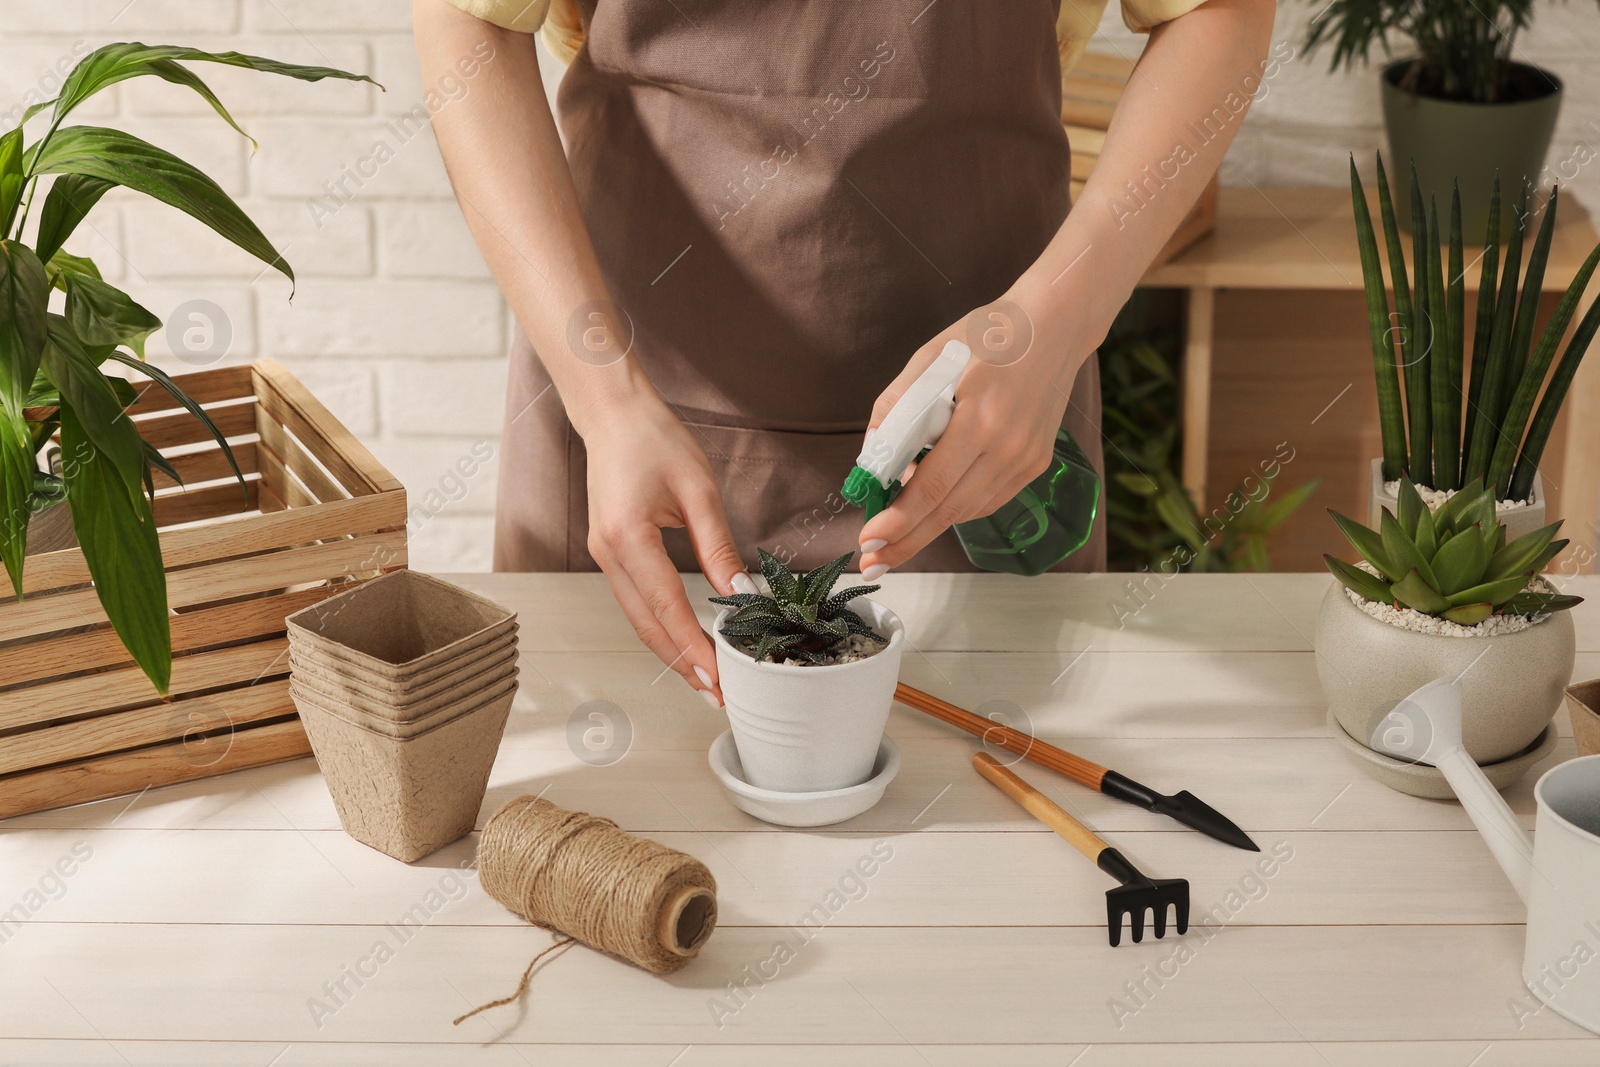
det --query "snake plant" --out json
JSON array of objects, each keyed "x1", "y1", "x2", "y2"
[
  {"x1": 1351, "y1": 152, "x2": 1600, "y2": 501},
  {"x1": 1, "y1": 44, "x2": 373, "y2": 694},
  {"x1": 709, "y1": 549, "x2": 884, "y2": 664},
  {"x1": 1324, "y1": 475, "x2": 1580, "y2": 625}
]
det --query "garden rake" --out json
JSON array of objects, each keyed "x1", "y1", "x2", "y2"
[{"x1": 973, "y1": 752, "x2": 1189, "y2": 947}]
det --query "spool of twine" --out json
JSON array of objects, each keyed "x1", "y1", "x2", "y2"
[{"x1": 456, "y1": 795, "x2": 718, "y2": 1024}]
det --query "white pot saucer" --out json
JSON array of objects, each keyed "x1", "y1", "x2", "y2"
[
  {"x1": 708, "y1": 730, "x2": 900, "y2": 828},
  {"x1": 1326, "y1": 708, "x2": 1558, "y2": 799}
]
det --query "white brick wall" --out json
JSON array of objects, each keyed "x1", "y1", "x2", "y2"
[{"x1": 4, "y1": 1, "x2": 1597, "y2": 570}]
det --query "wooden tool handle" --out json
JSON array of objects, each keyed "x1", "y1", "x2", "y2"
[
  {"x1": 972, "y1": 752, "x2": 1108, "y2": 865},
  {"x1": 895, "y1": 683, "x2": 1107, "y2": 790}
]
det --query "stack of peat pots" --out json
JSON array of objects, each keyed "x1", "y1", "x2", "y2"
[{"x1": 286, "y1": 571, "x2": 518, "y2": 862}]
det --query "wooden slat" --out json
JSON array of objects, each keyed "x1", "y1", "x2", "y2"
[
  {"x1": 253, "y1": 359, "x2": 402, "y2": 495},
  {"x1": 255, "y1": 446, "x2": 321, "y2": 510},
  {"x1": 0, "y1": 678, "x2": 296, "y2": 777},
  {"x1": 135, "y1": 400, "x2": 257, "y2": 451},
  {"x1": 0, "y1": 585, "x2": 344, "y2": 690},
  {"x1": 0, "y1": 714, "x2": 307, "y2": 820},
  {"x1": 11, "y1": 491, "x2": 406, "y2": 597},
  {"x1": 0, "y1": 638, "x2": 291, "y2": 730},
  {"x1": 1060, "y1": 98, "x2": 1115, "y2": 128},
  {"x1": 256, "y1": 412, "x2": 344, "y2": 504},
  {"x1": 1070, "y1": 152, "x2": 1094, "y2": 182},
  {"x1": 2, "y1": 532, "x2": 405, "y2": 642},
  {"x1": 150, "y1": 441, "x2": 259, "y2": 491},
  {"x1": 1064, "y1": 125, "x2": 1106, "y2": 156},
  {"x1": 122, "y1": 364, "x2": 255, "y2": 418},
  {"x1": 152, "y1": 479, "x2": 259, "y2": 528}
]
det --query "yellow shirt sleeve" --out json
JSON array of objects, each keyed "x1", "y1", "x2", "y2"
[
  {"x1": 1057, "y1": 0, "x2": 1208, "y2": 73},
  {"x1": 438, "y1": 0, "x2": 584, "y2": 64}
]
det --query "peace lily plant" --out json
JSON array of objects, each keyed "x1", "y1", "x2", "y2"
[{"x1": 1, "y1": 44, "x2": 373, "y2": 695}]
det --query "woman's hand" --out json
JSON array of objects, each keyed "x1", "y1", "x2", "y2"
[
  {"x1": 583, "y1": 393, "x2": 748, "y2": 706},
  {"x1": 856, "y1": 291, "x2": 1090, "y2": 577}
]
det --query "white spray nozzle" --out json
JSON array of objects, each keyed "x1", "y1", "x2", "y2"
[{"x1": 855, "y1": 339, "x2": 972, "y2": 488}]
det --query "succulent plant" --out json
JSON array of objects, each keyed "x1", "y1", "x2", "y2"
[
  {"x1": 709, "y1": 549, "x2": 884, "y2": 664},
  {"x1": 1324, "y1": 475, "x2": 1581, "y2": 625}
]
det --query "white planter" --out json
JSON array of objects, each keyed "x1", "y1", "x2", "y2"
[
  {"x1": 1316, "y1": 582, "x2": 1574, "y2": 768},
  {"x1": 713, "y1": 599, "x2": 905, "y2": 793},
  {"x1": 1368, "y1": 458, "x2": 1546, "y2": 541}
]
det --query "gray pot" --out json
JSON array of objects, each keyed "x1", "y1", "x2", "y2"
[
  {"x1": 1316, "y1": 581, "x2": 1573, "y2": 766},
  {"x1": 1380, "y1": 59, "x2": 1562, "y2": 238}
]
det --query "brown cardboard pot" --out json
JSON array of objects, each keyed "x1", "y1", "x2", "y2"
[
  {"x1": 286, "y1": 570, "x2": 516, "y2": 676},
  {"x1": 293, "y1": 677, "x2": 516, "y2": 862},
  {"x1": 289, "y1": 640, "x2": 517, "y2": 716},
  {"x1": 290, "y1": 670, "x2": 518, "y2": 738},
  {"x1": 284, "y1": 630, "x2": 515, "y2": 703},
  {"x1": 1565, "y1": 680, "x2": 1600, "y2": 758}
]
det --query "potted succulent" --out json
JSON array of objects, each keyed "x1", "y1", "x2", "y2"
[
  {"x1": 1307, "y1": 0, "x2": 1596, "y2": 236},
  {"x1": 1350, "y1": 153, "x2": 1600, "y2": 540},
  {"x1": 1317, "y1": 474, "x2": 1579, "y2": 789},
  {"x1": 708, "y1": 549, "x2": 904, "y2": 793},
  {"x1": 1, "y1": 43, "x2": 372, "y2": 694}
]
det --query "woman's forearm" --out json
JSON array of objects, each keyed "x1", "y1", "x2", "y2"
[
  {"x1": 412, "y1": 0, "x2": 656, "y2": 437},
  {"x1": 1015, "y1": 0, "x2": 1278, "y2": 360}
]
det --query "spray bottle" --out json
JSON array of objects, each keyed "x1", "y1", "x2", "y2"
[{"x1": 839, "y1": 339, "x2": 1100, "y2": 576}]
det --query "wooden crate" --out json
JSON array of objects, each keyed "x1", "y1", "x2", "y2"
[
  {"x1": 1065, "y1": 51, "x2": 1219, "y2": 269},
  {"x1": 0, "y1": 359, "x2": 407, "y2": 819}
]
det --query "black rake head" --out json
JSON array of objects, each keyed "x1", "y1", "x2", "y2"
[{"x1": 1105, "y1": 878, "x2": 1190, "y2": 947}]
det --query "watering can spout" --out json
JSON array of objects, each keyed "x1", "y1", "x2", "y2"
[{"x1": 1368, "y1": 677, "x2": 1536, "y2": 904}]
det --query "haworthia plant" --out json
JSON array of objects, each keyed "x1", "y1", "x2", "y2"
[
  {"x1": 1351, "y1": 153, "x2": 1600, "y2": 503},
  {"x1": 0, "y1": 43, "x2": 374, "y2": 694},
  {"x1": 709, "y1": 549, "x2": 884, "y2": 665}
]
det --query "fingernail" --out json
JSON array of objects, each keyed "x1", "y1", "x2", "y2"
[
  {"x1": 699, "y1": 688, "x2": 722, "y2": 709},
  {"x1": 693, "y1": 664, "x2": 713, "y2": 687},
  {"x1": 860, "y1": 538, "x2": 887, "y2": 553},
  {"x1": 731, "y1": 572, "x2": 757, "y2": 595},
  {"x1": 861, "y1": 563, "x2": 890, "y2": 581}
]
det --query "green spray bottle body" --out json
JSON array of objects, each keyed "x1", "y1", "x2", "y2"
[{"x1": 840, "y1": 340, "x2": 1100, "y2": 575}]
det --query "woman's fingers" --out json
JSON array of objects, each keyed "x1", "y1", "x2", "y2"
[
  {"x1": 593, "y1": 528, "x2": 722, "y2": 706},
  {"x1": 857, "y1": 430, "x2": 982, "y2": 571}
]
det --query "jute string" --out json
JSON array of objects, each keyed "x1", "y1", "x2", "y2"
[{"x1": 455, "y1": 795, "x2": 718, "y2": 1025}]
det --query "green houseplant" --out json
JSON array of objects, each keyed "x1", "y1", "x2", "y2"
[
  {"x1": 1350, "y1": 152, "x2": 1600, "y2": 530},
  {"x1": 1308, "y1": 0, "x2": 1594, "y2": 235},
  {"x1": 1, "y1": 44, "x2": 373, "y2": 695},
  {"x1": 1316, "y1": 475, "x2": 1579, "y2": 794}
]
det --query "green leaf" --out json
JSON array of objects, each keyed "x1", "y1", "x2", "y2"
[
  {"x1": 1485, "y1": 523, "x2": 1560, "y2": 583},
  {"x1": 47, "y1": 248, "x2": 102, "y2": 285},
  {"x1": 1433, "y1": 477, "x2": 1484, "y2": 532},
  {"x1": 756, "y1": 547, "x2": 799, "y2": 603},
  {"x1": 1412, "y1": 503, "x2": 1438, "y2": 561},
  {"x1": 61, "y1": 272, "x2": 162, "y2": 358},
  {"x1": 1380, "y1": 508, "x2": 1437, "y2": 589},
  {"x1": 707, "y1": 592, "x2": 771, "y2": 609},
  {"x1": 49, "y1": 43, "x2": 378, "y2": 129},
  {"x1": 1395, "y1": 474, "x2": 1423, "y2": 537},
  {"x1": 1465, "y1": 181, "x2": 1529, "y2": 483},
  {"x1": 1324, "y1": 554, "x2": 1393, "y2": 604},
  {"x1": 1258, "y1": 477, "x2": 1318, "y2": 533},
  {"x1": 1442, "y1": 603, "x2": 1493, "y2": 626},
  {"x1": 1330, "y1": 509, "x2": 1397, "y2": 579},
  {"x1": 1429, "y1": 525, "x2": 1489, "y2": 596},
  {"x1": 820, "y1": 584, "x2": 878, "y2": 616},
  {"x1": 59, "y1": 403, "x2": 171, "y2": 694},
  {"x1": 1405, "y1": 164, "x2": 1432, "y2": 487},
  {"x1": 1392, "y1": 568, "x2": 1449, "y2": 614},
  {"x1": 1465, "y1": 175, "x2": 1502, "y2": 467},
  {"x1": 0, "y1": 239, "x2": 50, "y2": 593},
  {"x1": 1511, "y1": 289, "x2": 1600, "y2": 502},
  {"x1": 1499, "y1": 591, "x2": 1583, "y2": 615},
  {"x1": 34, "y1": 174, "x2": 113, "y2": 264},
  {"x1": 1114, "y1": 471, "x2": 1160, "y2": 497},
  {"x1": 800, "y1": 552, "x2": 851, "y2": 607},
  {"x1": 1446, "y1": 574, "x2": 1533, "y2": 609},
  {"x1": 26, "y1": 126, "x2": 294, "y2": 288},
  {"x1": 39, "y1": 315, "x2": 146, "y2": 502},
  {"x1": 0, "y1": 407, "x2": 31, "y2": 596},
  {"x1": 1354, "y1": 155, "x2": 1408, "y2": 479},
  {"x1": 0, "y1": 128, "x2": 24, "y2": 237}
]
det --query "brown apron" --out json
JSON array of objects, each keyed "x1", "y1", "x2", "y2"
[{"x1": 493, "y1": 0, "x2": 1107, "y2": 574}]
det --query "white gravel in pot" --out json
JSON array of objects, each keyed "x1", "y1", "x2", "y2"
[
  {"x1": 735, "y1": 631, "x2": 887, "y2": 666},
  {"x1": 1382, "y1": 479, "x2": 1531, "y2": 511},
  {"x1": 1345, "y1": 562, "x2": 1559, "y2": 637}
]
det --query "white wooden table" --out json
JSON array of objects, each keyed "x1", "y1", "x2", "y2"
[{"x1": 4, "y1": 572, "x2": 1599, "y2": 1066}]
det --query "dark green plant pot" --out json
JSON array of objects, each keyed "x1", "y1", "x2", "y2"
[{"x1": 1381, "y1": 59, "x2": 1562, "y2": 239}]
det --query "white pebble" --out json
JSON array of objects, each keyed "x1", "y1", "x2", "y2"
[
  {"x1": 1382, "y1": 479, "x2": 1531, "y2": 512},
  {"x1": 1345, "y1": 564, "x2": 1558, "y2": 637}
]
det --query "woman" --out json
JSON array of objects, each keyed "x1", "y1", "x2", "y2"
[{"x1": 415, "y1": 0, "x2": 1275, "y2": 706}]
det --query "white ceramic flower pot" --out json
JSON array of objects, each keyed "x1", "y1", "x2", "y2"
[
  {"x1": 1368, "y1": 458, "x2": 1546, "y2": 541},
  {"x1": 713, "y1": 599, "x2": 905, "y2": 793},
  {"x1": 1316, "y1": 581, "x2": 1574, "y2": 767}
]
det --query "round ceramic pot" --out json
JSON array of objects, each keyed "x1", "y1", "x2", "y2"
[
  {"x1": 1380, "y1": 58, "x2": 1562, "y2": 239},
  {"x1": 1316, "y1": 582, "x2": 1574, "y2": 765},
  {"x1": 713, "y1": 599, "x2": 904, "y2": 794}
]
